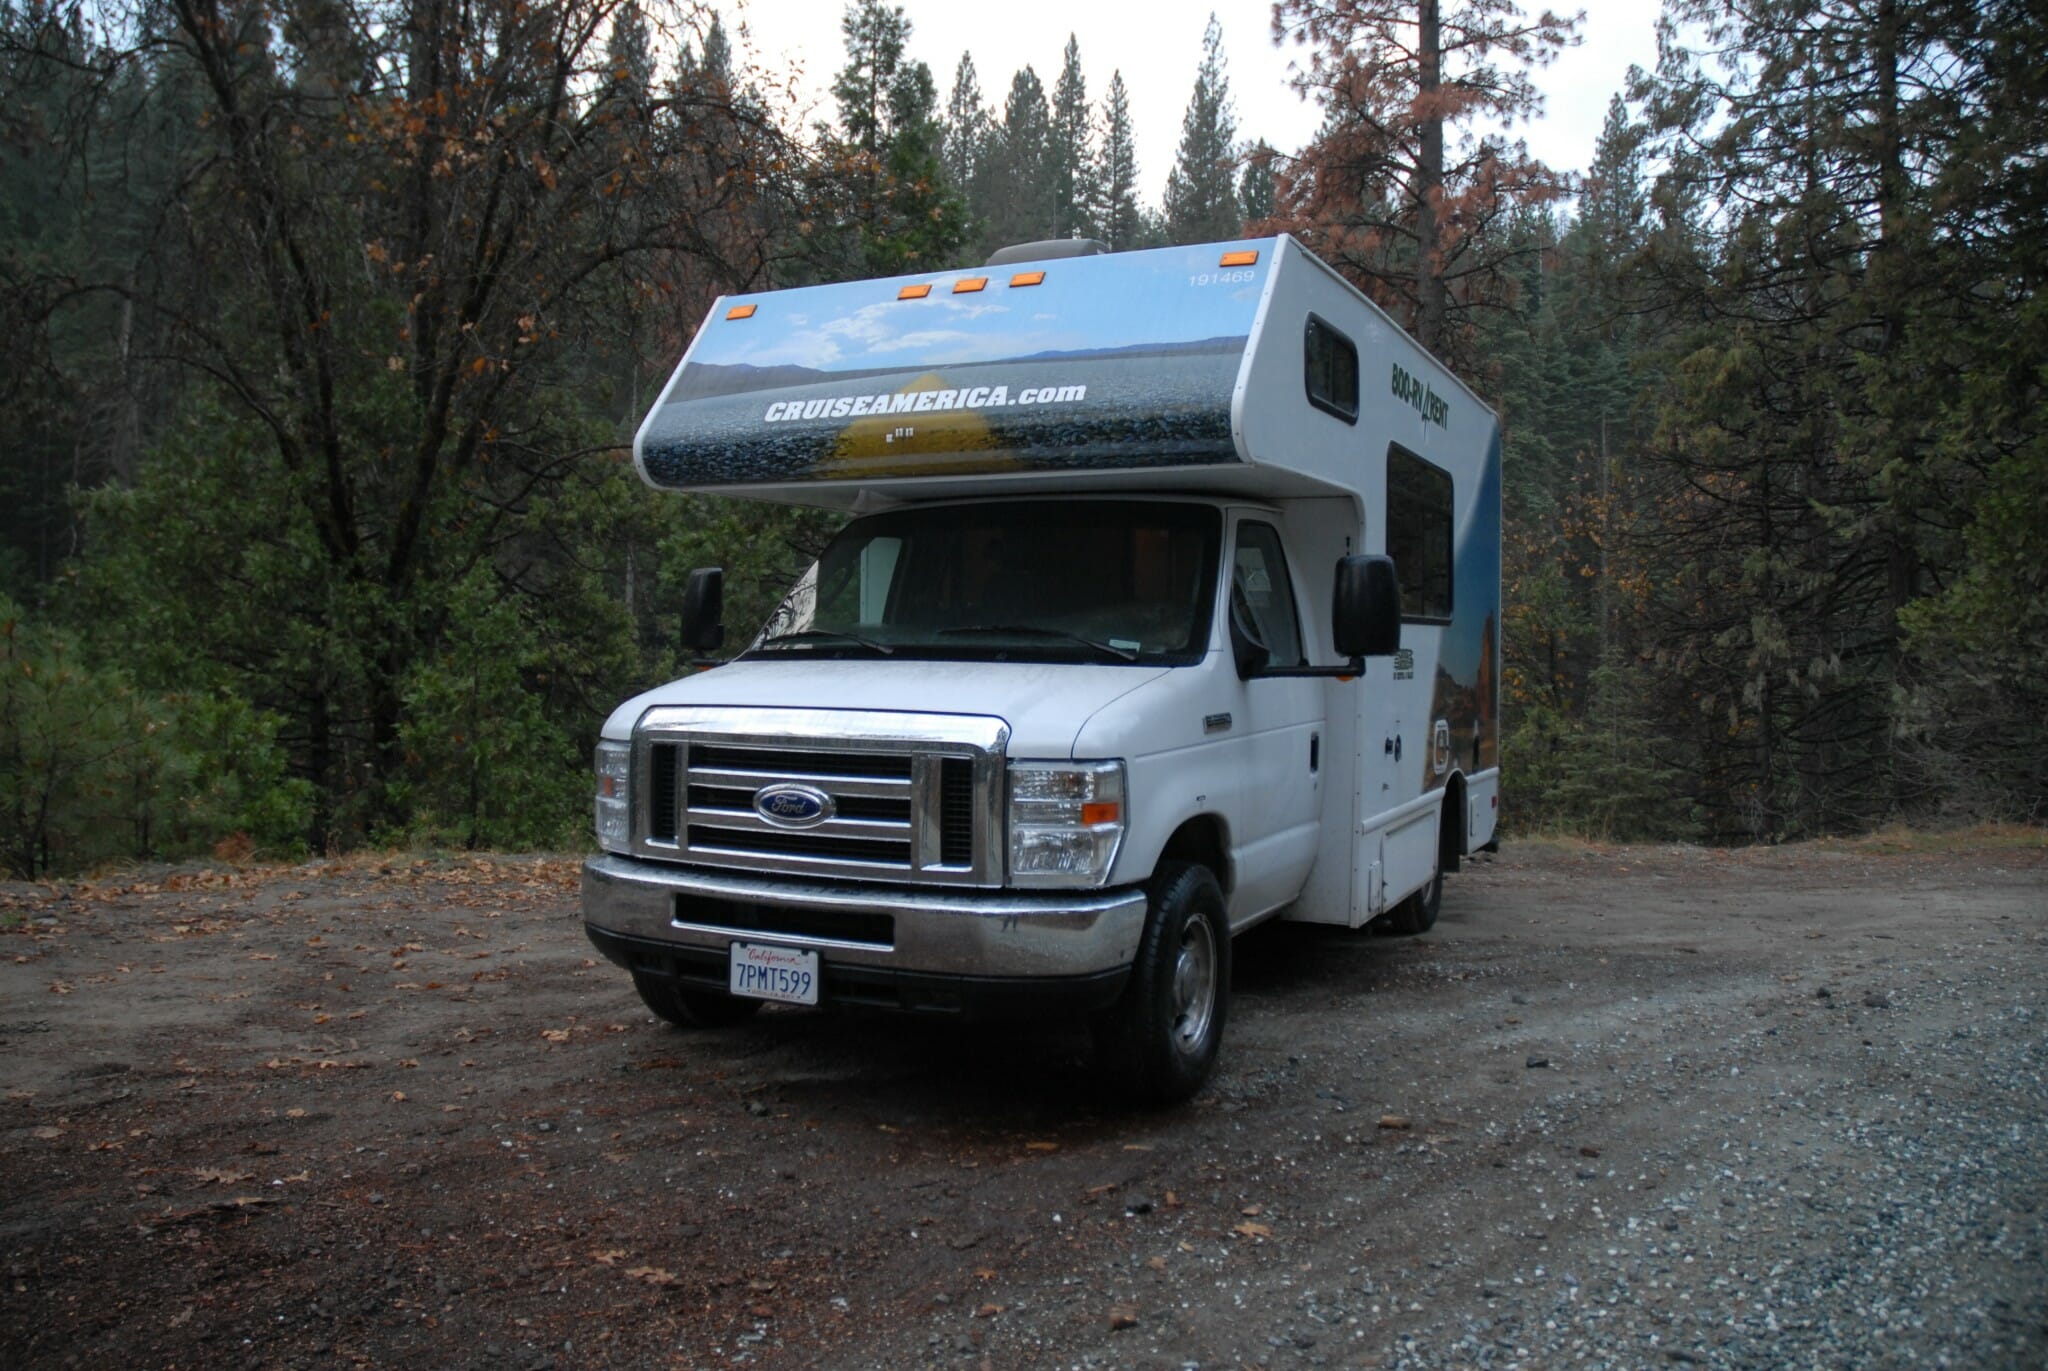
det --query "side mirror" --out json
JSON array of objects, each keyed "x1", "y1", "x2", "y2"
[
  {"x1": 1333, "y1": 554, "x2": 1401, "y2": 658},
  {"x1": 680, "y1": 566, "x2": 725, "y2": 654}
]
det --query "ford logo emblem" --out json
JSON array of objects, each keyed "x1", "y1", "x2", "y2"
[{"x1": 753, "y1": 783, "x2": 835, "y2": 829}]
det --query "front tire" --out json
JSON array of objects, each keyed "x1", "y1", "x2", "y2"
[
  {"x1": 1093, "y1": 861, "x2": 1230, "y2": 1105},
  {"x1": 631, "y1": 971, "x2": 765, "y2": 1028}
]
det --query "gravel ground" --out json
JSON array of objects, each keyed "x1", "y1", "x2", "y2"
[{"x1": 2, "y1": 835, "x2": 2042, "y2": 1370}]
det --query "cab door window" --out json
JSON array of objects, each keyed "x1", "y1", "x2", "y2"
[{"x1": 1231, "y1": 521, "x2": 1306, "y2": 667}]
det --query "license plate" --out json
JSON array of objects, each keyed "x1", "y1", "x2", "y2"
[{"x1": 728, "y1": 943, "x2": 820, "y2": 1006}]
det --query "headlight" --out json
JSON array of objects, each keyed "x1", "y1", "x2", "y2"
[
  {"x1": 593, "y1": 740, "x2": 631, "y2": 852},
  {"x1": 1008, "y1": 761, "x2": 1125, "y2": 887}
]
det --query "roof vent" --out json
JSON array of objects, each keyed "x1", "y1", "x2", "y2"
[{"x1": 983, "y1": 238, "x2": 1110, "y2": 267}]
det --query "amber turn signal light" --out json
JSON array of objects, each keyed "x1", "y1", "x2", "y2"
[
  {"x1": 897, "y1": 283, "x2": 933, "y2": 299},
  {"x1": 1009, "y1": 271, "x2": 1046, "y2": 287},
  {"x1": 1219, "y1": 250, "x2": 1259, "y2": 267},
  {"x1": 725, "y1": 303, "x2": 757, "y2": 320}
]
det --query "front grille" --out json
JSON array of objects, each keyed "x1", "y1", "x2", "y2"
[
  {"x1": 940, "y1": 758, "x2": 974, "y2": 865},
  {"x1": 673, "y1": 892, "x2": 893, "y2": 947},
  {"x1": 688, "y1": 823, "x2": 907, "y2": 864},
  {"x1": 691, "y1": 744, "x2": 913, "y2": 780},
  {"x1": 648, "y1": 743, "x2": 680, "y2": 841},
  {"x1": 633, "y1": 714, "x2": 1005, "y2": 887}
]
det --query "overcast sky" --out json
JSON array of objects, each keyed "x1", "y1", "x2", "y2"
[{"x1": 717, "y1": 0, "x2": 1663, "y2": 208}]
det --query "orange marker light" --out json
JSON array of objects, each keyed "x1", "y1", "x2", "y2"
[
  {"x1": 725, "y1": 303, "x2": 757, "y2": 320},
  {"x1": 1009, "y1": 271, "x2": 1046, "y2": 287},
  {"x1": 1220, "y1": 249, "x2": 1259, "y2": 267},
  {"x1": 897, "y1": 283, "x2": 933, "y2": 299},
  {"x1": 952, "y1": 276, "x2": 988, "y2": 294},
  {"x1": 1080, "y1": 801, "x2": 1121, "y2": 826}
]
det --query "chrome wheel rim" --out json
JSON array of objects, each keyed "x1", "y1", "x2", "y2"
[{"x1": 1169, "y1": 915, "x2": 1218, "y2": 1055}]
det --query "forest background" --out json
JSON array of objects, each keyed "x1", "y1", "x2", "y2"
[{"x1": 0, "y1": 0, "x2": 2040, "y2": 877}]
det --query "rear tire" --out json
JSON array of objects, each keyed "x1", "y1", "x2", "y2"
[
  {"x1": 1380, "y1": 862, "x2": 1442, "y2": 935},
  {"x1": 631, "y1": 971, "x2": 765, "y2": 1028},
  {"x1": 1093, "y1": 861, "x2": 1230, "y2": 1106}
]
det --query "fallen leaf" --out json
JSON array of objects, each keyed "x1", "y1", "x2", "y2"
[
  {"x1": 1378, "y1": 1114, "x2": 1412, "y2": 1130},
  {"x1": 624, "y1": 1266, "x2": 679, "y2": 1287},
  {"x1": 589, "y1": 1249, "x2": 628, "y2": 1266},
  {"x1": 541, "y1": 1029, "x2": 571, "y2": 1043},
  {"x1": 192, "y1": 1166, "x2": 255, "y2": 1186},
  {"x1": 1240, "y1": 1204, "x2": 1264, "y2": 1216},
  {"x1": 974, "y1": 1302, "x2": 1003, "y2": 1318},
  {"x1": 1146, "y1": 1256, "x2": 1168, "y2": 1272},
  {"x1": 285, "y1": 1108, "x2": 307, "y2": 1119},
  {"x1": 1108, "y1": 1303, "x2": 1139, "y2": 1330},
  {"x1": 389, "y1": 1091, "x2": 406, "y2": 1102},
  {"x1": 32, "y1": 1125, "x2": 63, "y2": 1140},
  {"x1": 48, "y1": 982, "x2": 71, "y2": 995},
  {"x1": 1232, "y1": 1221, "x2": 1273, "y2": 1239},
  {"x1": 1024, "y1": 1141, "x2": 1058, "y2": 1152}
]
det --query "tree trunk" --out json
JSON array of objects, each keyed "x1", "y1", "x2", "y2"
[{"x1": 1415, "y1": 0, "x2": 1446, "y2": 354}]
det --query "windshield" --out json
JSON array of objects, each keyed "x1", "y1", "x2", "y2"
[{"x1": 748, "y1": 501, "x2": 1220, "y2": 666}]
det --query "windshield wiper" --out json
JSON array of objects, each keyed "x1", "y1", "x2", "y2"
[
  {"x1": 936, "y1": 624, "x2": 1139, "y2": 662},
  {"x1": 753, "y1": 628, "x2": 895, "y2": 655}
]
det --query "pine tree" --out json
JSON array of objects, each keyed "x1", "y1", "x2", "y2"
[
  {"x1": 1162, "y1": 14, "x2": 1240, "y2": 245},
  {"x1": 831, "y1": 0, "x2": 909, "y2": 159},
  {"x1": 988, "y1": 66, "x2": 1054, "y2": 246},
  {"x1": 1094, "y1": 70, "x2": 1143, "y2": 250},
  {"x1": 825, "y1": 1, "x2": 967, "y2": 274},
  {"x1": 1271, "y1": 0, "x2": 1579, "y2": 363},
  {"x1": 942, "y1": 52, "x2": 991, "y2": 232},
  {"x1": 1049, "y1": 35, "x2": 1095, "y2": 239},
  {"x1": 699, "y1": 11, "x2": 731, "y2": 81},
  {"x1": 1238, "y1": 140, "x2": 1278, "y2": 227}
]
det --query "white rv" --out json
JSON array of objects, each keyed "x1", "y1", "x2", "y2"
[{"x1": 584, "y1": 235, "x2": 1501, "y2": 1102}]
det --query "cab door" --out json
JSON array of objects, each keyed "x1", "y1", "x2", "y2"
[{"x1": 1224, "y1": 515, "x2": 1325, "y2": 919}]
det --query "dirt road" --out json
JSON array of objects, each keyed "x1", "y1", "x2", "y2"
[{"x1": 3, "y1": 837, "x2": 2043, "y2": 1370}]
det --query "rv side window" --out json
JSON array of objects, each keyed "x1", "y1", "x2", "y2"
[
  {"x1": 1231, "y1": 522, "x2": 1307, "y2": 667},
  {"x1": 1304, "y1": 316, "x2": 1358, "y2": 423},
  {"x1": 1387, "y1": 447, "x2": 1453, "y2": 621}
]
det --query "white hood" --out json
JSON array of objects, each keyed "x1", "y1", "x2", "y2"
[{"x1": 602, "y1": 657, "x2": 1176, "y2": 758}]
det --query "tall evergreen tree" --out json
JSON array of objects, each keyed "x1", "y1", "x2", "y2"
[
  {"x1": 1094, "y1": 70, "x2": 1143, "y2": 250},
  {"x1": 1049, "y1": 34, "x2": 1095, "y2": 238},
  {"x1": 1162, "y1": 14, "x2": 1240, "y2": 244},
  {"x1": 1270, "y1": 0, "x2": 1579, "y2": 364},
  {"x1": 1238, "y1": 140, "x2": 1278, "y2": 227},
  {"x1": 988, "y1": 65, "x2": 1054, "y2": 246},
  {"x1": 825, "y1": 1, "x2": 967, "y2": 274},
  {"x1": 942, "y1": 51, "x2": 991, "y2": 233}
]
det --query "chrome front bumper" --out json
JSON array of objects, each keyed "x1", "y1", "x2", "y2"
[{"x1": 582, "y1": 853, "x2": 1149, "y2": 980}]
